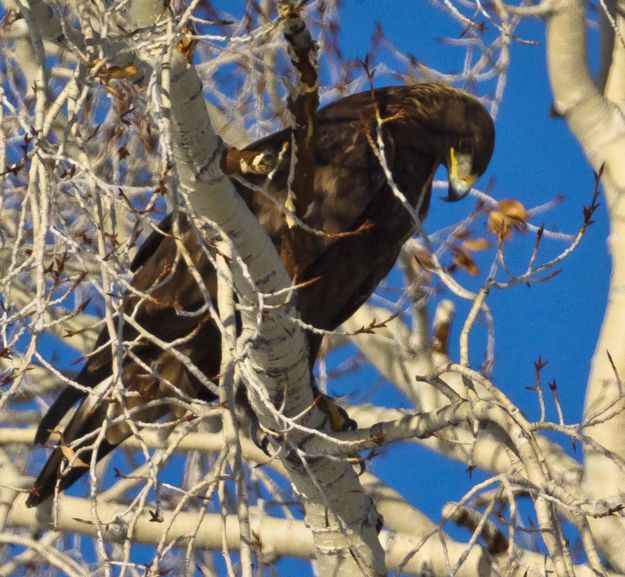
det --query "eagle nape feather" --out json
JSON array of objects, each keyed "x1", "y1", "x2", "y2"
[{"x1": 27, "y1": 84, "x2": 494, "y2": 507}]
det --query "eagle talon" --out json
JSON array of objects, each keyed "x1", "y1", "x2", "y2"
[
  {"x1": 316, "y1": 393, "x2": 357, "y2": 432},
  {"x1": 250, "y1": 419, "x2": 273, "y2": 457}
]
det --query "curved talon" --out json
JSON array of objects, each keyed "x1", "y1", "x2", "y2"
[
  {"x1": 316, "y1": 393, "x2": 357, "y2": 432},
  {"x1": 250, "y1": 419, "x2": 273, "y2": 457},
  {"x1": 354, "y1": 458, "x2": 367, "y2": 476}
]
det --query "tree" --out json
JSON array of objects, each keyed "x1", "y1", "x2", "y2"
[{"x1": 0, "y1": 1, "x2": 623, "y2": 576}]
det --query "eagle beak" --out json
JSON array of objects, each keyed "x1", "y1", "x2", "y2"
[{"x1": 442, "y1": 147, "x2": 477, "y2": 202}]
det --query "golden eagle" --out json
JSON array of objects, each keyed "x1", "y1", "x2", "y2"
[{"x1": 27, "y1": 84, "x2": 494, "y2": 506}]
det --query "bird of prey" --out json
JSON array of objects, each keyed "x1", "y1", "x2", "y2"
[{"x1": 27, "y1": 83, "x2": 495, "y2": 506}]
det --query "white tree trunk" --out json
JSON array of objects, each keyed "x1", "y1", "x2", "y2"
[{"x1": 546, "y1": 0, "x2": 625, "y2": 567}]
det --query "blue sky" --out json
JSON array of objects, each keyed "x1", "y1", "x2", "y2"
[
  {"x1": 336, "y1": 0, "x2": 606, "y2": 423},
  {"x1": 319, "y1": 0, "x2": 607, "y2": 560}
]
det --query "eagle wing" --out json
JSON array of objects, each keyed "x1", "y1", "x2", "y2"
[{"x1": 28, "y1": 88, "x2": 440, "y2": 506}]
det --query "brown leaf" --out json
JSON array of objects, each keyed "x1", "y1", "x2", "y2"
[
  {"x1": 60, "y1": 445, "x2": 89, "y2": 468},
  {"x1": 412, "y1": 247, "x2": 434, "y2": 270},
  {"x1": 488, "y1": 210, "x2": 511, "y2": 238},
  {"x1": 453, "y1": 229, "x2": 472, "y2": 240},
  {"x1": 452, "y1": 248, "x2": 480, "y2": 276},
  {"x1": 499, "y1": 199, "x2": 530, "y2": 222},
  {"x1": 462, "y1": 237, "x2": 491, "y2": 252},
  {"x1": 410, "y1": 248, "x2": 433, "y2": 282},
  {"x1": 177, "y1": 27, "x2": 198, "y2": 62},
  {"x1": 107, "y1": 64, "x2": 138, "y2": 80},
  {"x1": 488, "y1": 199, "x2": 530, "y2": 239}
]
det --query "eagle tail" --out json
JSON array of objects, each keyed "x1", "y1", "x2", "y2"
[
  {"x1": 27, "y1": 394, "x2": 120, "y2": 507},
  {"x1": 33, "y1": 386, "x2": 86, "y2": 446}
]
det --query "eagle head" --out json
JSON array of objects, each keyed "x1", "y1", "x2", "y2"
[
  {"x1": 437, "y1": 88, "x2": 495, "y2": 202},
  {"x1": 399, "y1": 83, "x2": 494, "y2": 202}
]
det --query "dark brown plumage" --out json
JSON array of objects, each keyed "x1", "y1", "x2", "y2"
[{"x1": 27, "y1": 84, "x2": 494, "y2": 507}]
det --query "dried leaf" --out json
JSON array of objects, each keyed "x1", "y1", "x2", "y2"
[
  {"x1": 462, "y1": 237, "x2": 491, "y2": 252},
  {"x1": 499, "y1": 199, "x2": 530, "y2": 221},
  {"x1": 452, "y1": 249, "x2": 480, "y2": 276},
  {"x1": 177, "y1": 27, "x2": 198, "y2": 62},
  {"x1": 453, "y1": 229, "x2": 472, "y2": 240},
  {"x1": 488, "y1": 210, "x2": 511, "y2": 238},
  {"x1": 488, "y1": 199, "x2": 530, "y2": 239},
  {"x1": 107, "y1": 64, "x2": 138, "y2": 79},
  {"x1": 413, "y1": 248, "x2": 434, "y2": 271},
  {"x1": 60, "y1": 445, "x2": 89, "y2": 468}
]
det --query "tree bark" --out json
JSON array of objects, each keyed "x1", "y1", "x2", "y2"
[{"x1": 546, "y1": 0, "x2": 625, "y2": 568}]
